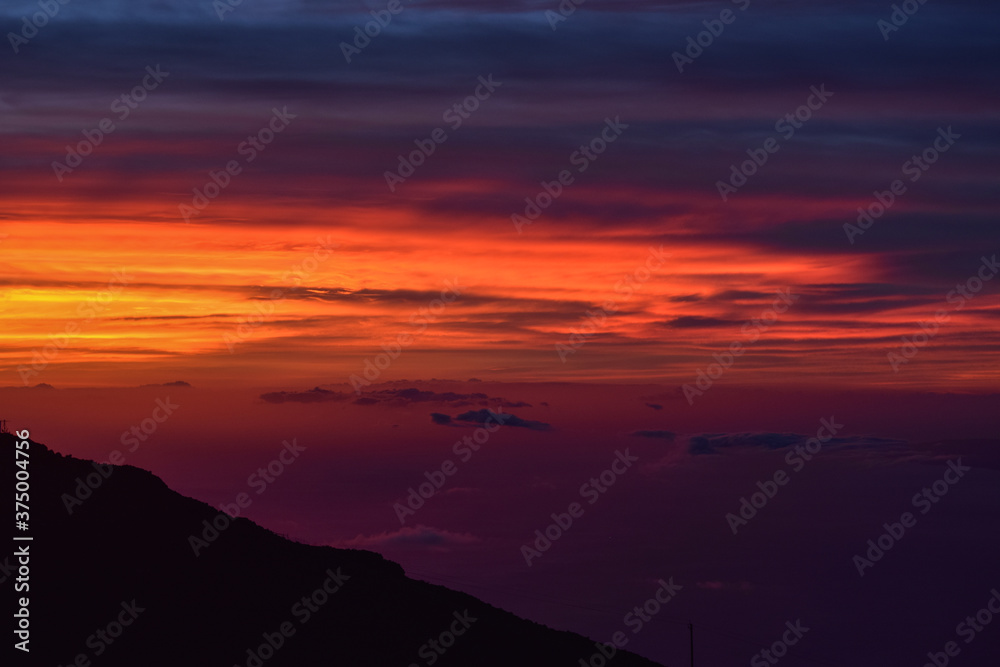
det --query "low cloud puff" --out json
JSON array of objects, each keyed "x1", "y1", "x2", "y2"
[
  {"x1": 260, "y1": 385, "x2": 531, "y2": 408},
  {"x1": 451, "y1": 409, "x2": 551, "y2": 431},
  {"x1": 338, "y1": 525, "x2": 480, "y2": 551}
]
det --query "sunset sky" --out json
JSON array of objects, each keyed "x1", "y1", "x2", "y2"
[{"x1": 2, "y1": 0, "x2": 997, "y2": 392}]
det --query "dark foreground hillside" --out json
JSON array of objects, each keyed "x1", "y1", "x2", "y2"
[{"x1": 0, "y1": 432, "x2": 662, "y2": 667}]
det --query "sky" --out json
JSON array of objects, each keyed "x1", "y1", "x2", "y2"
[
  {"x1": 1, "y1": 0, "x2": 998, "y2": 390},
  {"x1": 4, "y1": 381, "x2": 1000, "y2": 666},
  {"x1": 2, "y1": 1, "x2": 999, "y2": 665}
]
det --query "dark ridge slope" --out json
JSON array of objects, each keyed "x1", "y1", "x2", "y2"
[{"x1": 0, "y1": 433, "x2": 663, "y2": 667}]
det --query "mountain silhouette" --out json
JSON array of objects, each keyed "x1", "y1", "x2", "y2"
[{"x1": 1, "y1": 433, "x2": 664, "y2": 666}]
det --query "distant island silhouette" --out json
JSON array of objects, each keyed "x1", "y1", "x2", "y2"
[{"x1": 1, "y1": 432, "x2": 663, "y2": 666}]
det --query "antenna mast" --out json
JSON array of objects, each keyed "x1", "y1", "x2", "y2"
[{"x1": 689, "y1": 621, "x2": 694, "y2": 667}]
